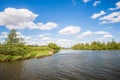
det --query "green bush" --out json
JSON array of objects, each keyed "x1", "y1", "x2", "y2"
[
  {"x1": 48, "y1": 43, "x2": 60, "y2": 50},
  {"x1": 0, "y1": 44, "x2": 30, "y2": 56}
]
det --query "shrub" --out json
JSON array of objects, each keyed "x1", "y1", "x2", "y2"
[
  {"x1": 0, "y1": 44, "x2": 30, "y2": 55},
  {"x1": 48, "y1": 43, "x2": 60, "y2": 50}
]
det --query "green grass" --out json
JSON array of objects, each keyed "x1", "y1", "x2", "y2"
[{"x1": 0, "y1": 50, "x2": 52, "y2": 62}]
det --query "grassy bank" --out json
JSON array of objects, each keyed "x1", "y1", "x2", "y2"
[
  {"x1": 0, "y1": 44, "x2": 60, "y2": 62},
  {"x1": 0, "y1": 50, "x2": 54, "y2": 62}
]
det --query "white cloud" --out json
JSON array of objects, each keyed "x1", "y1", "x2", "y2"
[
  {"x1": 25, "y1": 36, "x2": 33, "y2": 40},
  {"x1": 94, "y1": 31, "x2": 109, "y2": 35},
  {"x1": 97, "y1": 34, "x2": 113, "y2": 41},
  {"x1": 41, "y1": 37, "x2": 50, "y2": 41},
  {"x1": 91, "y1": 11, "x2": 106, "y2": 19},
  {"x1": 99, "y1": 21, "x2": 107, "y2": 24},
  {"x1": 99, "y1": 11, "x2": 120, "y2": 24},
  {"x1": 83, "y1": 0, "x2": 90, "y2": 3},
  {"x1": 95, "y1": 31, "x2": 113, "y2": 40},
  {"x1": 94, "y1": 31, "x2": 112, "y2": 37},
  {"x1": 77, "y1": 31, "x2": 93, "y2": 38},
  {"x1": 0, "y1": 32, "x2": 8, "y2": 39},
  {"x1": 16, "y1": 31, "x2": 33, "y2": 41},
  {"x1": 58, "y1": 26, "x2": 81, "y2": 35},
  {"x1": 76, "y1": 30, "x2": 113, "y2": 42},
  {"x1": 39, "y1": 33, "x2": 51, "y2": 38},
  {"x1": 0, "y1": 7, "x2": 58, "y2": 30},
  {"x1": 16, "y1": 31, "x2": 22, "y2": 35},
  {"x1": 1, "y1": 32, "x2": 8, "y2": 35},
  {"x1": 93, "y1": 1, "x2": 101, "y2": 6},
  {"x1": 37, "y1": 22, "x2": 58, "y2": 30},
  {"x1": 0, "y1": 35, "x2": 7, "y2": 39},
  {"x1": 103, "y1": 34, "x2": 113, "y2": 38},
  {"x1": 109, "y1": 1, "x2": 120, "y2": 10}
]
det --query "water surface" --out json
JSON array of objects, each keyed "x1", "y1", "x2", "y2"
[{"x1": 0, "y1": 50, "x2": 120, "y2": 80}]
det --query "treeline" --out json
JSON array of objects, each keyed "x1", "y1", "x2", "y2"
[{"x1": 71, "y1": 40, "x2": 120, "y2": 50}]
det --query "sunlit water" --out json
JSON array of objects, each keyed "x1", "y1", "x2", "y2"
[{"x1": 0, "y1": 50, "x2": 120, "y2": 80}]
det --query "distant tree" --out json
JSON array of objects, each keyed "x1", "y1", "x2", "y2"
[
  {"x1": 48, "y1": 43, "x2": 60, "y2": 50},
  {"x1": 107, "y1": 39, "x2": 119, "y2": 50},
  {"x1": 71, "y1": 39, "x2": 120, "y2": 50}
]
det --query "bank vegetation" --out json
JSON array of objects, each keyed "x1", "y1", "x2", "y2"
[{"x1": 0, "y1": 29, "x2": 60, "y2": 62}]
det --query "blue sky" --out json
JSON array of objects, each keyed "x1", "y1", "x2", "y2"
[{"x1": 0, "y1": 0, "x2": 120, "y2": 47}]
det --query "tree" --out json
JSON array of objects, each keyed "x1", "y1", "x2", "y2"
[
  {"x1": 0, "y1": 29, "x2": 28, "y2": 55},
  {"x1": 107, "y1": 39, "x2": 118, "y2": 50},
  {"x1": 48, "y1": 43, "x2": 60, "y2": 50},
  {"x1": 6, "y1": 29, "x2": 24, "y2": 45}
]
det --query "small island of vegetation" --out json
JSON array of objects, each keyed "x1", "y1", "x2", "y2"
[{"x1": 0, "y1": 29, "x2": 60, "y2": 62}]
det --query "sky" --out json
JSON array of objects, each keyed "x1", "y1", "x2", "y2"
[{"x1": 0, "y1": 0, "x2": 120, "y2": 48}]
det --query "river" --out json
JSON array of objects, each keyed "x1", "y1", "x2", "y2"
[{"x1": 0, "y1": 50, "x2": 120, "y2": 80}]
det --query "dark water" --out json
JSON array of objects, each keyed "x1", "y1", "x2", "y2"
[{"x1": 0, "y1": 50, "x2": 120, "y2": 80}]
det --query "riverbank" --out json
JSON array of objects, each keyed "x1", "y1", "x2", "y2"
[{"x1": 0, "y1": 50, "x2": 56, "y2": 62}]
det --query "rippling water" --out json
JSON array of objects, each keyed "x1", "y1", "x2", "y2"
[{"x1": 0, "y1": 50, "x2": 120, "y2": 80}]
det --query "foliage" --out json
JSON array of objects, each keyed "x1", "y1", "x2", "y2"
[
  {"x1": 6, "y1": 29, "x2": 23, "y2": 44},
  {"x1": 71, "y1": 40, "x2": 120, "y2": 50},
  {"x1": 0, "y1": 29, "x2": 29, "y2": 55},
  {"x1": 0, "y1": 44, "x2": 29, "y2": 55},
  {"x1": 0, "y1": 30, "x2": 60, "y2": 62},
  {"x1": 48, "y1": 43, "x2": 60, "y2": 50}
]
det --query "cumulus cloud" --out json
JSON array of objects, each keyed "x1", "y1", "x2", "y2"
[
  {"x1": 103, "y1": 34, "x2": 113, "y2": 38},
  {"x1": 97, "y1": 34, "x2": 113, "y2": 41},
  {"x1": 0, "y1": 7, "x2": 58, "y2": 30},
  {"x1": 0, "y1": 32, "x2": 8, "y2": 39},
  {"x1": 109, "y1": 1, "x2": 120, "y2": 10},
  {"x1": 94, "y1": 31, "x2": 109, "y2": 35},
  {"x1": 77, "y1": 31, "x2": 93, "y2": 38},
  {"x1": 99, "y1": 12, "x2": 120, "y2": 24},
  {"x1": 83, "y1": 0, "x2": 90, "y2": 3},
  {"x1": 16, "y1": 31, "x2": 33, "y2": 40},
  {"x1": 39, "y1": 33, "x2": 51, "y2": 38},
  {"x1": 41, "y1": 37, "x2": 50, "y2": 41},
  {"x1": 58, "y1": 26, "x2": 81, "y2": 35},
  {"x1": 1, "y1": 32, "x2": 8, "y2": 35},
  {"x1": 93, "y1": 1, "x2": 101, "y2": 6},
  {"x1": 76, "y1": 30, "x2": 113, "y2": 41},
  {"x1": 91, "y1": 11, "x2": 106, "y2": 19},
  {"x1": 95, "y1": 31, "x2": 113, "y2": 40},
  {"x1": 95, "y1": 31, "x2": 112, "y2": 37},
  {"x1": 0, "y1": 35, "x2": 7, "y2": 39}
]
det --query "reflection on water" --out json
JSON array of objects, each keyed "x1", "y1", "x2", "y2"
[
  {"x1": 0, "y1": 61, "x2": 23, "y2": 80},
  {"x1": 0, "y1": 50, "x2": 120, "y2": 80}
]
